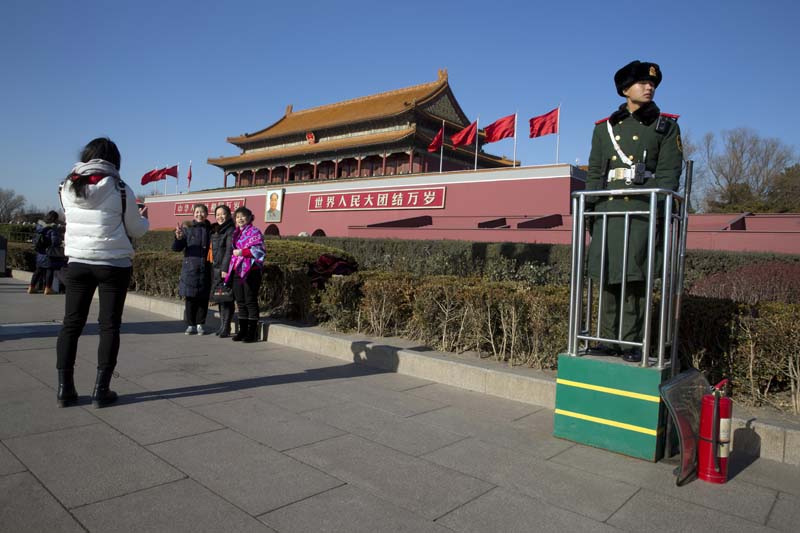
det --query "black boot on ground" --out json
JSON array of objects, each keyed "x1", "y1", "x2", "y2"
[
  {"x1": 92, "y1": 368, "x2": 118, "y2": 408},
  {"x1": 232, "y1": 318, "x2": 247, "y2": 342},
  {"x1": 219, "y1": 307, "x2": 232, "y2": 338},
  {"x1": 243, "y1": 319, "x2": 260, "y2": 343},
  {"x1": 57, "y1": 369, "x2": 79, "y2": 408}
]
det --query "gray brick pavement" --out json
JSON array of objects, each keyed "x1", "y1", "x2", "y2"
[{"x1": 2, "y1": 277, "x2": 799, "y2": 531}]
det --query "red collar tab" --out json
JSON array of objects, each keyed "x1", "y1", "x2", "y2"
[
  {"x1": 70, "y1": 174, "x2": 105, "y2": 184},
  {"x1": 660, "y1": 112, "x2": 680, "y2": 119},
  {"x1": 595, "y1": 116, "x2": 610, "y2": 125}
]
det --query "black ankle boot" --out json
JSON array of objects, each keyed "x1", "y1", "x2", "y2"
[
  {"x1": 232, "y1": 318, "x2": 247, "y2": 342},
  {"x1": 92, "y1": 368, "x2": 118, "y2": 408},
  {"x1": 243, "y1": 319, "x2": 259, "y2": 343},
  {"x1": 57, "y1": 369, "x2": 79, "y2": 408},
  {"x1": 219, "y1": 307, "x2": 232, "y2": 338}
]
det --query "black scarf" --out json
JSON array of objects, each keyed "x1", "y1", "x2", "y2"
[{"x1": 609, "y1": 101, "x2": 661, "y2": 126}]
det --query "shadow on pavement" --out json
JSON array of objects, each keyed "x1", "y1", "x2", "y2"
[{"x1": 117, "y1": 362, "x2": 388, "y2": 405}]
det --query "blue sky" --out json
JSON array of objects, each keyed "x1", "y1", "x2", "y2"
[{"x1": 1, "y1": 0, "x2": 798, "y2": 210}]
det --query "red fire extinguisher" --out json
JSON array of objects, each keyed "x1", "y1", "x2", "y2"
[{"x1": 698, "y1": 379, "x2": 732, "y2": 484}]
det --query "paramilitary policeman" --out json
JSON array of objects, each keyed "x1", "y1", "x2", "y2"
[{"x1": 585, "y1": 60, "x2": 683, "y2": 363}]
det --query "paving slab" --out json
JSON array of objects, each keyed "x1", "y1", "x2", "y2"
[
  {"x1": 4, "y1": 423, "x2": 185, "y2": 508},
  {"x1": 147, "y1": 429, "x2": 343, "y2": 515},
  {"x1": 0, "y1": 387, "x2": 98, "y2": 439},
  {"x1": 411, "y1": 405, "x2": 574, "y2": 460},
  {"x1": 549, "y1": 443, "x2": 778, "y2": 524},
  {"x1": 768, "y1": 492, "x2": 800, "y2": 532},
  {"x1": 308, "y1": 379, "x2": 446, "y2": 417},
  {"x1": 303, "y1": 400, "x2": 466, "y2": 456},
  {"x1": 246, "y1": 381, "x2": 348, "y2": 413},
  {"x1": 286, "y1": 433, "x2": 494, "y2": 520},
  {"x1": 259, "y1": 483, "x2": 451, "y2": 532},
  {"x1": 727, "y1": 454, "x2": 800, "y2": 496},
  {"x1": 0, "y1": 472, "x2": 83, "y2": 532},
  {"x1": 437, "y1": 486, "x2": 620, "y2": 533},
  {"x1": 90, "y1": 398, "x2": 224, "y2": 445},
  {"x1": 422, "y1": 437, "x2": 637, "y2": 522},
  {"x1": 607, "y1": 488, "x2": 774, "y2": 532},
  {"x1": 0, "y1": 442, "x2": 25, "y2": 475},
  {"x1": 408, "y1": 382, "x2": 542, "y2": 421},
  {"x1": 190, "y1": 397, "x2": 345, "y2": 451},
  {"x1": 0, "y1": 362, "x2": 49, "y2": 393},
  {"x1": 72, "y1": 478, "x2": 272, "y2": 533}
]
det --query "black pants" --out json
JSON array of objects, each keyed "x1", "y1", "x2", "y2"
[
  {"x1": 184, "y1": 296, "x2": 210, "y2": 326},
  {"x1": 31, "y1": 267, "x2": 55, "y2": 289},
  {"x1": 56, "y1": 263, "x2": 132, "y2": 371},
  {"x1": 232, "y1": 269, "x2": 261, "y2": 320}
]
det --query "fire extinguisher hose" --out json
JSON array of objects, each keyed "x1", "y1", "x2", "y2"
[{"x1": 712, "y1": 389, "x2": 720, "y2": 473}]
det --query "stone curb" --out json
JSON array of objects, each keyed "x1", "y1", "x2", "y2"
[{"x1": 11, "y1": 269, "x2": 798, "y2": 465}]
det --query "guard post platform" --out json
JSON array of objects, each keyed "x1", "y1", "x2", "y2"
[{"x1": 554, "y1": 165, "x2": 692, "y2": 461}]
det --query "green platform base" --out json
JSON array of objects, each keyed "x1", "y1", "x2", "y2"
[{"x1": 553, "y1": 353, "x2": 669, "y2": 461}]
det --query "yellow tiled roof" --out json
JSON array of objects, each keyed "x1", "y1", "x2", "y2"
[
  {"x1": 208, "y1": 128, "x2": 417, "y2": 167},
  {"x1": 228, "y1": 71, "x2": 450, "y2": 145}
]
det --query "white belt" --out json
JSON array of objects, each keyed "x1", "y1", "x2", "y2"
[{"x1": 607, "y1": 168, "x2": 654, "y2": 182}]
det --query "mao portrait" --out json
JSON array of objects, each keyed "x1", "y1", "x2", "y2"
[{"x1": 265, "y1": 189, "x2": 284, "y2": 222}]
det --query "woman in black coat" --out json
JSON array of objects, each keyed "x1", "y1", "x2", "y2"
[
  {"x1": 172, "y1": 204, "x2": 213, "y2": 335},
  {"x1": 209, "y1": 205, "x2": 236, "y2": 337},
  {"x1": 29, "y1": 210, "x2": 67, "y2": 294}
]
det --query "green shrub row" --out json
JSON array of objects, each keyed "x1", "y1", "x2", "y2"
[{"x1": 317, "y1": 272, "x2": 800, "y2": 413}]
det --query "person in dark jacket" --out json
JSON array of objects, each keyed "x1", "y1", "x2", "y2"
[
  {"x1": 173, "y1": 204, "x2": 213, "y2": 335},
  {"x1": 209, "y1": 205, "x2": 235, "y2": 337},
  {"x1": 29, "y1": 210, "x2": 67, "y2": 295}
]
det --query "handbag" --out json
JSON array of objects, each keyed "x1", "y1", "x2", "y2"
[{"x1": 210, "y1": 281, "x2": 234, "y2": 303}]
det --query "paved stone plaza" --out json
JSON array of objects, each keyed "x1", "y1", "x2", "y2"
[{"x1": 1, "y1": 276, "x2": 798, "y2": 531}]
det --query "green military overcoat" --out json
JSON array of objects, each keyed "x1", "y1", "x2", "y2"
[{"x1": 586, "y1": 102, "x2": 683, "y2": 284}]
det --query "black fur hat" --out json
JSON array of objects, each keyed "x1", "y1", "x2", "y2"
[{"x1": 614, "y1": 61, "x2": 662, "y2": 96}]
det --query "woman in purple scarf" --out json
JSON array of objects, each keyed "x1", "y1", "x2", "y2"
[{"x1": 225, "y1": 207, "x2": 265, "y2": 342}]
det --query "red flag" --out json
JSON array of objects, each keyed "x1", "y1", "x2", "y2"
[
  {"x1": 140, "y1": 168, "x2": 165, "y2": 185},
  {"x1": 451, "y1": 121, "x2": 477, "y2": 147},
  {"x1": 187, "y1": 163, "x2": 192, "y2": 186},
  {"x1": 529, "y1": 107, "x2": 559, "y2": 138},
  {"x1": 484, "y1": 114, "x2": 515, "y2": 143},
  {"x1": 164, "y1": 165, "x2": 178, "y2": 178},
  {"x1": 427, "y1": 126, "x2": 444, "y2": 152}
]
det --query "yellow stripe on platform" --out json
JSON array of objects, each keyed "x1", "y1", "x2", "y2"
[
  {"x1": 555, "y1": 408, "x2": 658, "y2": 436},
  {"x1": 556, "y1": 378, "x2": 661, "y2": 403}
]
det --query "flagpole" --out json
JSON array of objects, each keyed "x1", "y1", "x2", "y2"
[
  {"x1": 439, "y1": 119, "x2": 444, "y2": 173},
  {"x1": 556, "y1": 103, "x2": 561, "y2": 164},
  {"x1": 176, "y1": 163, "x2": 179, "y2": 195},
  {"x1": 513, "y1": 111, "x2": 518, "y2": 168},
  {"x1": 163, "y1": 165, "x2": 167, "y2": 196},
  {"x1": 474, "y1": 116, "x2": 479, "y2": 171}
]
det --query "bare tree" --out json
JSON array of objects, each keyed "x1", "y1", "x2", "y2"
[
  {"x1": 700, "y1": 128, "x2": 795, "y2": 212},
  {"x1": 0, "y1": 188, "x2": 26, "y2": 222}
]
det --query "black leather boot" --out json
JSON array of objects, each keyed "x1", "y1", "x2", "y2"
[
  {"x1": 243, "y1": 319, "x2": 259, "y2": 343},
  {"x1": 92, "y1": 368, "x2": 118, "y2": 408},
  {"x1": 219, "y1": 306, "x2": 232, "y2": 338},
  {"x1": 232, "y1": 317, "x2": 247, "y2": 342},
  {"x1": 57, "y1": 369, "x2": 79, "y2": 408}
]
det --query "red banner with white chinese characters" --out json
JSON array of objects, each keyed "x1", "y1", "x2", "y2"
[
  {"x1": 307, "y1": 187, "x2": 446, "y2": 212},
  {"x1": 174, "y1": 198, "x2": 246, "y2": 216}
]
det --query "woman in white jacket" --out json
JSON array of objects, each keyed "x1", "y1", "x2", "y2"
[{"x1": 56, "y1": 138, "x2": 149, "y2": 408}]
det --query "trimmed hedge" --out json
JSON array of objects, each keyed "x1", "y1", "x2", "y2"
[
  {"x1": 287, "y1": 236, "x2": 799, "y2": 287},
  {"x1": 316, "y1": 271, "x2": 799, "y2": 412}
]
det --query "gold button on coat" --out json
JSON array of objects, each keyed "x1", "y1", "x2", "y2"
[
  {"x1": 612, "y1": 155, "x2": 617, "y2": 160},
  {"x1": 615, "y1": 135, "x2": 620, "y2": 140},
  {"x1": 632, "y1": 135, "x2": 639, "y2": 141}
]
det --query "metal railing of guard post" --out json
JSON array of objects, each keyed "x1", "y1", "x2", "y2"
[{"x1": 567, "y1": 184, "x2": 688, "y2": 370}]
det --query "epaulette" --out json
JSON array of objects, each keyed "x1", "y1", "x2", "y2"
[
  {"x1": 660, "y1": 113, "x2": 680, "y2": 120},
  {"x1": 594, "y1": 117, "x2": 610, "y2": 125}
]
